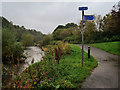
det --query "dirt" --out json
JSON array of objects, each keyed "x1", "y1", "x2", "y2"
[{"x1": 76, "y1": 44, "x2": 119, "y2": 88}]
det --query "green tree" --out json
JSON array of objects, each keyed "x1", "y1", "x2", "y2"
[
  {"x1": 2, "y1": 29, "x2": 24, "y2": 63},
  {"x1": 53, "y1": 29, "x2": 63, "y2": 40},
  {"x1": 102, "y1": 2, "x2": 120, "y2": 39},
  {"x1": 2, "y1": 29, "x2": 14, "y2": 63},
  {"x1": 65, "y1": 23, "x2": 78, "y2": 28},
  {"x1": 13, "y1": 42, "x2": 24, "y2": 63},
  {"x1": 21, "y1": 33, "x2": 34, "y2": 47},
  {"x1": 84, "y1": 21, "x2": 96, "y2": 43},
  {"x1": 41, "y1": 34, "x2": 52, "y2": 46}
]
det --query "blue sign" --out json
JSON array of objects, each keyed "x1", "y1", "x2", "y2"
[
  {"x1": 84, "y1": 15, "x2": 94, "y2": 20},
  {"x1": 79, "y1": 7, "x2": 88, "y2": 10}
]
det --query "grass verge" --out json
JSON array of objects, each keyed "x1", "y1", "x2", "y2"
[
  {"x1": 91, "y1": 41, "x2": 119, "y2": 55},
  {"x1": 7, "y1": 44, "x2": 98, "y2": 89}
]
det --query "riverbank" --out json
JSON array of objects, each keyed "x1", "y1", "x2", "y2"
[
  {"x1": 5, "y1": 44, "x2": 98, "y2": 88},
  {"x1": 2, "y1": 46, "x2": 44, "y2": 88}
]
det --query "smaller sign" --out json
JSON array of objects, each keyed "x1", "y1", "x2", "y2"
[
  {"x1": 84, "y1": 15, "x2": 94, "y2": 20},
  {"x1": 79, "y1": 7, "x2": 88, "y2": 10}
]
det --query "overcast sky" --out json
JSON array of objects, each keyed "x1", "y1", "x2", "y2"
[{"x1": 2, "y1": 1, "x2": 119, "y2": 34}]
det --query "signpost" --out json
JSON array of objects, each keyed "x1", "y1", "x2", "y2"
[
  {"x1": 78, "y1": 7, "x2": 88, "y2": 67},
  {"x1": 84, "y1": 15, "x2": 94, "y2": 20},
  {"x1": 79, "y1": 7, "x2": 88, "y2": 10},
  {"x1": 78, "y1": 7, "x2": 94, "y2": 67}
]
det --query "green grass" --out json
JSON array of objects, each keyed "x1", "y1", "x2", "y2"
[
  {"x1": 91, "y1": 41, "x2": 120, "y2": 55},
  {"x1": 8, "y1": 44, "x2": 98, "y2": 89},
  {"x1": 55, "y1": 44, "x2": 98, "y2": 88}
]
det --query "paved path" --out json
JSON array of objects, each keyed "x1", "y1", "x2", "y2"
[{"x1": 76, "y1": 44, "x2": 119, "y2": 88}]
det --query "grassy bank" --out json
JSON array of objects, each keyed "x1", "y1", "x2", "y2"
[
  {"x1": 91, "y1": 41, "x2": 119, "y2": 55},
  {"x1": 7, "y1": 44, "x2": 98, "y2": 89}
]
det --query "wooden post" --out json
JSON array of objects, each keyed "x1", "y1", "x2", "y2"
[{"x1": 88, "y1": 46, "x2": 90, "y2": 58}]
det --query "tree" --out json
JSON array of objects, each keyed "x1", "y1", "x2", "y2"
[
  {"x1": 53, "y1": 23, "x2": 78, "y2": 41},
  {"x1": 94, "y1": 15, "x2": 103, "y2": 31},
  {"x1": 110, "y1": 2, "x2": 120, "y2": 36},
  {"x1": 102, "y1": 2, "x2": 120, "y2": 39},
  {"x1": 13, "y1": 42, "x2": 24, "y2": 63},
  {"x1": 65, "y1": 23, "x2": 78, "y2": 28},
  {"x1": 2, "y1": 29, "x2": 15, "y2": 63},
  {"x1": 41, "y1": 34, "x2": 52, "y2": 46},
  {"x1": 21, "y1": 33, "x2": 34, "y2": 47},
  {"x1": 2, "y1": 29, "x2": 24, "y2": 63},
  {"x1": 54, "y1": 23, "x2": 78, "y2": 32},
  {"x1": 84, "y1": 21, "x2": 96, "y2": 43},
  {"x1": 54, "y1": 25, "x2": 65, "y2": 32}
]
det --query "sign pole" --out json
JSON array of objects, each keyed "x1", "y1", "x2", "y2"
[
  {"x1": 78, "y1": 7, "x2": 94, "y2": 67},
  {"x1": 82, "y1": 10, "x2": 84, "y2": 67}
]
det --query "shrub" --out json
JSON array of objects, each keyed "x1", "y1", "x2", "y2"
[
  {"x1": 49, "y1": 40, "x2": 58, "y2": 45},
  {"x1": 110, "y1": 35, "x2": 120, "y2": 41},
  {"x1": 43, "y1": 41, "x2": 71, "y2": 64},
  {"x1": 64, "y1": 42, "x2": 71, "y2": 54},
  {"x1": 41, "y1": 35, "x2": 52, "y2": 46}
]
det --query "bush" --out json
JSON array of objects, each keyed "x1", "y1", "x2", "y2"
[
  {"x1": 110, "y1": 35, "x2": 120, "y2": 41},
  {"x1": 2, "y1": 29, "x2": 24, "y2": 64},
  {"x1": 57, "y1": 41, "x2": 71, "y2": 55},
  {"x1": 41, "y1": 35, "x2": 52, "y2": 46},
  {"x1": 42, "y1": 41, "x2": 71, "y2": 64},
  {"x1": 49, "y1": 40, "x2": 58, "y2": 45},
  {"x1": 64, "y1": 42, "x2": 71, "y2": 54}
]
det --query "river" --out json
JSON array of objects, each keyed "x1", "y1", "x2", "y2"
[
  {"x1": 3, "y1": 46, "x2": 44, "y2": 87},
  {"x1": 18, "y1": 46, "x2": 45, "y2": 74}
]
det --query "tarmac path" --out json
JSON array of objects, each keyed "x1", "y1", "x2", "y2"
[{"x1": 76, "y1": 44, "x2": 119, "y2": 88}]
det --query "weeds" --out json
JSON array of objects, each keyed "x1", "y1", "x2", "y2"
[{"x1": 4, "y1": 43, "x2": 98, "y2": 89}]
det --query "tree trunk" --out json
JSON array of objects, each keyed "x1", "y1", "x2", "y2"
[
  {"x1": 17, "y1": 57, "x2": 19, "y2": 64},
  {"x1": 11, "y1": 54, "x2": 14, "y2": 64}
]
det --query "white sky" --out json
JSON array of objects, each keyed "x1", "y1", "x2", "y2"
[
  {"x1": 1, "y1": 1, "x2": 119, "y2": 34},
  {"x1": 1, "y1": 0, "x2": 120, "y2": 2}
]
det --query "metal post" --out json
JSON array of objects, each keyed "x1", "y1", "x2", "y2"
[
  {"x1": 88, "y1": 46, "x2": 90, "y2": 58},
  {"x1": 82, "y1": 10, "x2": 84, "y2": 67}
]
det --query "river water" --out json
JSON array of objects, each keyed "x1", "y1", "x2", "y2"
[
  {"x1": 3, "y1": 46, "x2": 44, "y2": 87},
  {"x1": 18, "y1": 46, "x2": 44, "y2": 74}
]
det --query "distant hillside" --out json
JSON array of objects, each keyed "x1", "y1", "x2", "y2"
[
  {"x1": 53, "y1": 23, "x2": 78, "y2": 32},
  {"x1": 2, "y1": 16, "x2": 43, "y2": 43},
  {"x1": 52, "y1": 23, "x2": 81, "y2": 43}
]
